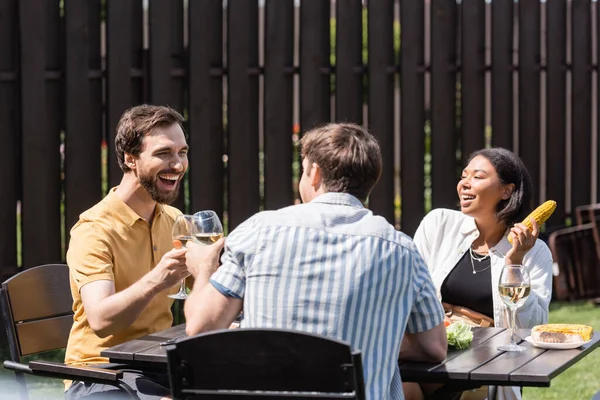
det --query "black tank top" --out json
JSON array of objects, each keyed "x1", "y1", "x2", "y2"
[{"x1": 440, "y1": 251, "x2": 494, "y2": 319}]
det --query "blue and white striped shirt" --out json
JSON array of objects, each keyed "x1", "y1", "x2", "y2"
[{"x1": 211, "y1": 193, "x2": 444, "y2": 400}]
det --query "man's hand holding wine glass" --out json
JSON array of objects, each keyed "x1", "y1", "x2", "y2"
[
  {"x1": 185, "y1": 238, "x2": 226, "y2": 282},
  {"x1": 144, "y1": 247, "x2": 189, "y2": 293},
  {"x1": 183, "y1": 210, "x2": 225, "y2": 289}
]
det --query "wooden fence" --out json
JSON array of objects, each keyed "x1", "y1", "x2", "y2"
[{"x1": 1, "y1": 0, "x2": 599, "y2": 274}]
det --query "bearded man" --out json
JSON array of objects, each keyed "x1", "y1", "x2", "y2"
[{"x1": 64, "y1": 105, "x2": 194, "y2": 400}]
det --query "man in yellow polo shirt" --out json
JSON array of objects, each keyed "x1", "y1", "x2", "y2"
[{"x1": 64, "y1": 104, "x2": 223, "y2": 400}]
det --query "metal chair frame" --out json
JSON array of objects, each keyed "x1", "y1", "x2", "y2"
[{"x1": 1, "y1": 263, "x2": 135, "y2": 399}]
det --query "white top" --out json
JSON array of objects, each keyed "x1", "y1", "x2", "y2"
[
  {"x1": 413, "y1": 209, "x2": 554, "y2": 400},
  {"x1": 413, "y1": 208, "x2": 553, "y2": 328}
]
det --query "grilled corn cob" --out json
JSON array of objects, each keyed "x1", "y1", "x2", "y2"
[
  {"x1": 531, "y1": 323, "x2": 593, "y2": 343},
  {"x1": 508, "y1": 200, "x2": 557, "y2": 244}
]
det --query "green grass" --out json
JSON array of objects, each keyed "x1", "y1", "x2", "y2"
[
  {"x1": 523, "y1": 301, "x2": 600, "y2": 400},
  {"x1": 1, "y1": 302, "x2": 599, "y2": 399}
]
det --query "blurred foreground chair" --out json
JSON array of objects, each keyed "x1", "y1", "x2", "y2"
[
  {"x1": 166, "y1": 328, "x2": 366, "y2": 399},
  {"x1": 0, "y1": 263, "x2": 134, "y2": 400}
]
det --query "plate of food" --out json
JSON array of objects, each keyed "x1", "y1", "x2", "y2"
[{"x1": 525, "y1": 324, "x2": 593, "y2": 350}]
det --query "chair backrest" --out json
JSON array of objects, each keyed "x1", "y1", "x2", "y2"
[
  {"x1": 574, "y1": 203, "x2": 600, "y2": 226},
  {"x1": 548, "y1": 224, "x2": 600, "y2": 301},
  {"x1": 167, "y1": 328, "x2": 366, "y2": 399},
  {"x1": 573, "y1": 203, "x2": 600, "y2": 259},
  {"x1": 0, "y1": 264, "x2": 73, "y2": 362}
]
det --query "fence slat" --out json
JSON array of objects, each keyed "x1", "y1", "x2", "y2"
[
  {"x1": 64, "y1": 0, "x2": 103, "y2": 241},
  {"x1": 399, "y1": 0, "x2": 425, "y2": 236},
  {"x1": 132, "y1": 2, "x2": 145, "y2": 108},
  {"x1": 571, "y1": 0, "x2": 592, "y2": 211},
  {"x1": 367, "y1": 0, "x2": 394, "y2": 223},
  {"x1": 545, "y1": 0, "x2": 566, "y2": 228},
  {"x1": 106, "y1": 0, "x2": 144, "y2": 188},
  {"x1": 491, "y1": 0, "x2": 513, "y2": 149},
  {"x1": 188, "y1": 0, "x2": 224, "y2": 218},
  {"x1": 264, "y1": 0, "x2": 294, "y2": 210},
  {"x1": 0, "y1": 0, "x2": 19, "y2": 270},
  {"x1": 598, "y1": 1, "x2": 600, "y2": 203},
  {"x1": 300, "y1": 0, "x2": 330, "y2": 132},
  {"x1": 430, "y1": 0, "x2": 458, "y2": 210},
  {"x1": 518, "y1": 0, "x2": 541, "y2": 207},
  {"x1": 335, "y1": 0, "x2": 362, "y2": 124},
  {"x1": 461, "y1": 0, "x2": 485, "y2": 163},
  {"x1": 149, "y1": 0, "x2": 184, "y2": 110},
  {"x1": 149, "y1": 0, "x2": 185, "y2": 212},
  {"x1": 19, "y1": 0, "x2": 62, "y2": 268},
  {"x1": 227, "y1": 0, "x2": 260, "y2": 229}
]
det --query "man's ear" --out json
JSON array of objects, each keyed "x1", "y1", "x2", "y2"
[
  {"x1": 310, "y1": 162, "x2": 322, "y2": 188},
  {"x1": 124, "y1": 153, "x2": 136, "y2": 170},
  {"x1": 502, "y1": 183, "x2": 515, "y2": 200}
]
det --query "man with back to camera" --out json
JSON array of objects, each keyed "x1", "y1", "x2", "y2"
[
  {"x1": 64, "y1": 104, "x2": 222, "y2": 399},
  {"x1": 183, "y1": 122, "x2": 448, "y2": 400}
]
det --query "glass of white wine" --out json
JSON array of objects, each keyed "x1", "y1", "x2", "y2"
[
  {"x1": 497, "y1": 264, "x2": 531, "y2": 352},
  {"x1": 192, "y1": 210, "x2": 224, "y2": 246},
  {"x1": 169, "y1": 214, "x2": 197, "y2": 300}
]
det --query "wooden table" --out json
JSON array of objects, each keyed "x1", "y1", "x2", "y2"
[
  {"x1": 400, "y1": 327, "x2": 600, "y2": 387},
  {"x1": 101, "y1": 325, "x2": 600, "y2": 388}
]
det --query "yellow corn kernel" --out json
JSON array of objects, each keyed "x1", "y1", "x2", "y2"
[
  {"x1": 508, "y1": 200, "x2": 557, "y2": 244},
  {"x1": 533, "y1": 323, "x2": 593, "y2": 341}
]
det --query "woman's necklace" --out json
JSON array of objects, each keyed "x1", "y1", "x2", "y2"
[{"x1": 469, "y1": 246, "x2": 491, "y2": 274}]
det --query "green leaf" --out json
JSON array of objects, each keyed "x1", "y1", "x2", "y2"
[{"x1": 446, "y1": 321, "x2": 474, "y2": 350}]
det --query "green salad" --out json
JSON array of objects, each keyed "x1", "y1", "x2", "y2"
[{"x1": 446, "y1": 321, "x2": 474, "y2": 349}]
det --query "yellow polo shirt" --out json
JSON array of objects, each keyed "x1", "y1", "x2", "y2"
[{"x1": 64, "y1": 188, "x2": 181, "y2": 373}]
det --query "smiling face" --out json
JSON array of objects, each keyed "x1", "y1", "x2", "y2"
[
  {"x1": 128, "y1": 123, "x2": 189, "y2": 205},
  {"x1": 457, "y1": 155, "x2": 513, "y2": 219}
]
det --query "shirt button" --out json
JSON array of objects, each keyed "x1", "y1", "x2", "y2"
[{"x1": 153, "y1": 245, "x2": 157, "y2": 251}]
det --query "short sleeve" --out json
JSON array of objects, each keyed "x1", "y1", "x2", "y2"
[
  {"x1": 406, "y1": 251, "x2": 445, "y2": 333},
  {"x1": 210, "y1": 216, "x2": 260, "y2": 299},
  {"x1": 66, "y1": 222, "x2": 114, "y2": 292}
]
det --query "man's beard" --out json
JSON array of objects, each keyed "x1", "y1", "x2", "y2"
[{"x1": 139, "y1": 171, "x2": 181, "y2": 205}]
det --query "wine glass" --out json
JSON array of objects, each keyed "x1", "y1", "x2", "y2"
[
  {"x1": 497, "y1": 264, "x2": 531, "y2": 352},
  {"x1": 169, "y1": 215, "x2": 197, "y2": 300},
  {"x1": 193, "y1": 211, "x2": 232, "y2": 323},
  {"x1": 192, "y1": 210, "x2": 224, "y2": 246}
]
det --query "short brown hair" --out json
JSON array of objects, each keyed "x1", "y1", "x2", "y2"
[
  {"x1": 115, "y1": 104, "x2": 185, "y2": 172},
  {"x1": 299, "y1": 123, "x2": 382, "y2": 202}
]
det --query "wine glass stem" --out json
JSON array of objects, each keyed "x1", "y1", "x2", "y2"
[
  {"x1": 509, "y1": 307, "x2": 517, "y2": 346},
  {"x1": 179, "y1": 280, "x2": 186, "y2": 294}
]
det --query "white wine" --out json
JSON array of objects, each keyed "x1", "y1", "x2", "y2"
[
  {"x1": 195, "y1": 233, "x2": 224, "y2": 246},
  {"x1": 499, "y1": 284, "x2": 531, "y2": 308},
  {"x1": 174, "y1": 235, "x2": 195, "y2": 247}
]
